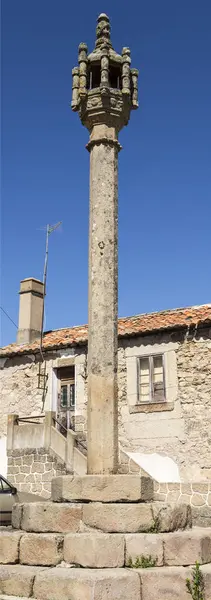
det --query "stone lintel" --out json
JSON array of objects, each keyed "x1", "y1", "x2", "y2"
[
  {"x1": 129, "y1": 402, "x2": 174, "y2": 414},
  {"x1": 52, "y1": 356, "x2": 75, "y2": 369},
  {"x1": 51, "y1": 474, "x2": 154, "y2": 503}
]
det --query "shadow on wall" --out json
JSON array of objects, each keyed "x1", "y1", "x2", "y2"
[{"x1": 0, "y1": 437, "x2": 7, "y2": 476}]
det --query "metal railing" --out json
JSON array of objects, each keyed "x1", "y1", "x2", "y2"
[
  {"x1": 17, "y1": 415, "x2": 45, "y2": 425},
  {"x1": 52, "y1": 416, "x2": 68, "y2": 435},
  {"x1": 52, "y1": 416, "x2": 87, "y2": 454},
  {"x1": 16, "y1": 413, "x2": 88, "y2": 455}
]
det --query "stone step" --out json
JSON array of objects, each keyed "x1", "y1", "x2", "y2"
[
  {"x1": 12, "y1": 502, "x2": 83, "y2": 533},
  {"x1": 0, "y1": 564, "x2": 211, "y2": 600},
  {"x1": 0, "y1": 565, "x2": 38, "y2": 598},
  {"x1": 125, "y1": 528, "x2": 211, "y2": 568},
  {"x1": 1, "y1": 528, "x2": 211, "y2": 569},
  {"x1": 0, "y1": 532, "x2": 22, "y2": 565},
  {"x1": 63, "y1": 533, "x2": 124, "y2": 568},
  {"x1": 51, "y1": 474, "x2": 154, "y2": 503},
  {"x1": 82, "y1": 500, "x2": 191, "y2": 533},
  {"x1": 0, "y1": 565, "x2": 140, "y2": 600},
  {"x1": 12, "y1": 500, "x2": 192, "y2": 534},
  {"x1": 138, "y1": 564, "x2": 211, "y2": 600}
]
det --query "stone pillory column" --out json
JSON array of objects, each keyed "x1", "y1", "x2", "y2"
[{"x1": 72, "y1": 14, "x2": 138, "y2": 474}]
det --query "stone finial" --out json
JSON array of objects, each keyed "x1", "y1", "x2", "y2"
[
  {"x1": 131, "y1": 68, "x2": 139, "y2": 108},
  {"x1": 122, "y1": 47, "x2": 131, "y2": 58},
  {"x1": 78, "y1": 42, "x2": 88, "y2": 61},
  {"x1": 95, "y1": 13, "x2": 112, "y2": 48}
]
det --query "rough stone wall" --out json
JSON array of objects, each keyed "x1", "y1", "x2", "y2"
[
  {"x1": 118, "y1": 449, "x2": 211, "y2": 509},
  {"x1": 0, "y1": 355, "x2": 44, "y2": 439},
  {"x1": 118, "y1": 327, "x2": 211, "y2": 481},
  {"x1": 7, "y1": 448, "x2": 67, "y2": 498},
  {"x1": 153, "y1": 481, "x2": 211, "y2": 508},
  {"x1": 0, "y1": 347, "x2": 86, "y2": 440},
  {"x1": 177, "y1": 335, "x2": 211, "y2": 480},
  {"x1": 1, "y1": 326, "x2": 211, "y2": 481}
]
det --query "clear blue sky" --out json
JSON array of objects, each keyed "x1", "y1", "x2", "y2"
[{"x1": 1, "y1": 0, "x2": 211, "y2": 347}]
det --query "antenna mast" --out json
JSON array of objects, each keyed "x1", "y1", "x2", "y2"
[{"x1": 40, "y1": 222, "x2": 62, "y2": 358}]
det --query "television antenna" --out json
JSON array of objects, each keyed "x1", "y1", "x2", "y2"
[{"x1": 40, "y1": 222, "x2": 62, "y2": 358}]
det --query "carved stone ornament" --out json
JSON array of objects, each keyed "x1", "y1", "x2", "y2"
[
  {"x1": 87, "y1": 97, "x2": 101, "y2": 109},
  {"x1": 96, "y1": 17, "x2": 110, "y2": 41},
  {"x1": 71, "y1": 13, "x2": 139, "y2": 131}
]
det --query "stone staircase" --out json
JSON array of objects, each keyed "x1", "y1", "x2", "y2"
[{"x1": 1, "y1": 474, "x2": 211, "y2": 599}]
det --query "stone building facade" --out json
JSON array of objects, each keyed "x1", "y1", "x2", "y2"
[
  {"x1": 7, "y1": 448, "x2": 68, "y2": 498},
  {"x1": 0, "y1": 303, "x2": 211, "y2": 482}
]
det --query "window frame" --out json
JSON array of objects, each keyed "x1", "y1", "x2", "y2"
[
  {"x1": 137, "y1": 354, "x2": 166, "y2": 404},
  {"x1": 57, "y1": 366, "x2": 76, "y2": 411},
  {"x1": 60, "y1": 379, "x2": 75, "y2": 410}
]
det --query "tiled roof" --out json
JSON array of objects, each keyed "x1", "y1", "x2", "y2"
[{"x1": 1, "y1": 304, "x2": 211, "y2": 358}]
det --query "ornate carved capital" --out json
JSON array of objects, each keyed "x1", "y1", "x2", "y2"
[{"x1": 72, "y1": 14, "x2": 139, "y2": 128}]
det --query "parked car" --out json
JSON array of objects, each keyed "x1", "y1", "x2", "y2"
[{"x1": 0, "y1": 474, "x2": 46, "y2": 525}]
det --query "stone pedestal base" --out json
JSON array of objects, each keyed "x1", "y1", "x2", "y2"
[
  {"x1": 2, "y1": 474, "x2": 211, "y2": 600},
  {"x1": 51, "y1": 474, "x2": 154, "y2": 503}
]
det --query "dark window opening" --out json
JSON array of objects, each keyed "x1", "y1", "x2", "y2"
[
  {"x1": 88, "y1": 63, "x2": 122, "y2": 90},
  {"x1": 89, "y1": 64, "x2": 101, "y2": 89},
  {"x1": 57, "y1": 366, "x2": 75, "y2": 410},
  {"x1": 109, "y1": 65, "x2": 121, "y2": 90}
]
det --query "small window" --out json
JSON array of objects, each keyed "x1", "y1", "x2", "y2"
[
  {"x1": 139, "y1": 355, "x2": 165, "y2": 403},
  {"x1": 109, "y1": 64, "x2": 121, "y2": 89},
  {"x1": 89, "y1": 64, "x2": 101, "y2": 89},
  {"x1": 61, "y1": 384, "x2": 68, "y2": 408},
  {"x1": 58, "y1": 366, "x2": 75, "y2": 410}
]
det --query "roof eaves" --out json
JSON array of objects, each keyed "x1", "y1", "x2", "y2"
[
  {"x1": 118, "y1": 318, "x2": 211, "y2": 339},
  {"x1": 2, "y1": 317, "x2": 211, "y2": 360}
]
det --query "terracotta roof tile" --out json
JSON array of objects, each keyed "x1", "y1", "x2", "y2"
[{"x1": 1, "y1": 304, "x2": 211, "y2": 358}]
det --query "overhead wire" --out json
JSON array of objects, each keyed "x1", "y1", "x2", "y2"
[{"x1": 0, "y1": 306, "x2": 18, "y2": 329}]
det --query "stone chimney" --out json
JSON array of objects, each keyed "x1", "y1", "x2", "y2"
[{"x1": 17, "y1": 278, "x2": 44, "y2": 345}]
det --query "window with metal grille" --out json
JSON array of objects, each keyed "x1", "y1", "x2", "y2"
[
  {"x1": 58, "y1": 366, "x2": 75, "y2": 410},
  {"x1": 109, "y1": 64, "x2": 121, "y2": 89},
  {"x1": 138, "y1": 355, "x2": 165, "y2": 403},
  {"x1": 89, "y1": 63, "x2": 101, "y2": 89}
]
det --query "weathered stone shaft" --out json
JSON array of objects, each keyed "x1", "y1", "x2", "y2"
[{"x1": 87, "y1": 125, "x2": 119, "y2": 474}]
